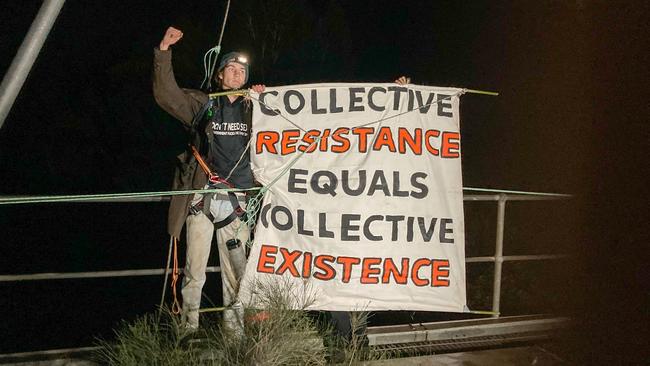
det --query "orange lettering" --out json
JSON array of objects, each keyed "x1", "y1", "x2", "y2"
[
  {"x1": 298, "y1": 130, "x2": 320, "y2": 152},
  {"x1": 382, "y1": 258, "x2": 409, "y2": 284},
  {"x1": 277, "y1": 247, "x2": 301, "y2": 277},
  {"x1": 361, "y1": 258, "x2": 382, "y2": 284},
  {"x1": 398, "y1": 128, "x2": 422, "y2": 155},
  {"x1": 424, "y1": 130, "x2": 440, "y2": 156},
  {"x1": 281, "y1": 130, "x2": 301, "y2": 155},
  {"x1": 256, "y1": 131, "x2": 279, "y2": 154},
  {"x1": 257, "y1": 245, "x2": 277, "y2": 274},
  {"x1": 352, "y1": 127, "x2": 374, "y2": 153},
  {"x1": 336, "y1": 256, "x2": 361, "y2": 283},
  {"x1": 411, "y1": 258, "x2": 430, "y2": 286},
  {"x1": 313, "y1": 254, "x2": 335, "y2": 280},
  {"x1": 431, "y1": 260, "x2": 450, "y2": 287},
  {"x1": 302, "y1": 252, "x2": 313, "y2": 277},
  {"x1": 441, "y1": 132, "x2": 460, "y2": 158},
  {"x1": 319, "y1": 129, "x2": 331, "y2": 152},
  {"x1": 373, "y1": 127, "x2": 396, "y2": 152},
  {"x1": 331, "y1": 128, "x2": 351, "y2": 153}
]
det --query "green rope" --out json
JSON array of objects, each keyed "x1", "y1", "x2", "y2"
[
  {"x1": 235, "y1": 137, "x2": 323, "y2": 247},
  {"x1": 200, "y1": 0, "x2": 232, "y2": 90},
  {"x1": 199, "y1": 306, "x2": 226, "y2": 313},
  {"x1": 0, "y1": 186, "x2": 569, "y2": 207},
  {"x1": 464, "y1": 88, "x2": 499, "y2": 96},
  {"x1": 0, "y1": 187, "x2": 261, "y2": 205},
  {"x1": 208, "y1": 89, "x2": 248, "y2": 99}
]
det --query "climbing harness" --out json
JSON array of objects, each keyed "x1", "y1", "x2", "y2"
[{"x1": 189, "y1": 144, "x2": 248, "y2": 229}]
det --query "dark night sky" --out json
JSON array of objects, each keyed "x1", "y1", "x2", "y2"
[
  {"x1": 0, "y1": 1, "x2": 647, "y2": 362},
  {"x1": 0, "y1": 0, "x2": 592, "y2": 195}
]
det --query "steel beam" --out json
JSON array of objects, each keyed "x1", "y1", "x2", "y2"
[{"x1": 0, "y1": 0, "x2": 65, "y2": 130}]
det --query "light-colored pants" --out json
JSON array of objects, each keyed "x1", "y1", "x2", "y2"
[{"x1": 181, "y1": 198, "x2": 249, "y2": 332}]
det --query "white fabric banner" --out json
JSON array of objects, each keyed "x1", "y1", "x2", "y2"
[{"x1": 240, "y1": 83, "x2": 466, "y2": 312}]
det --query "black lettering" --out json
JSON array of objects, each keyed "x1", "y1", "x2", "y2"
[
  {"x1": 418, "y1": 217, "x2": 438, "y2": 242},
  {"x1": 329, "y1": 88, "x2": 343, "y2": 113},
  {"x1": 385, "y1": 215, "x2": 405, "y2": 241},
  {"x1": 341, "y1": 214, "x2": 361, "y2": 241},
  {"x1": 260, "y1": 203, "x2": 271, "y2": 228},
  {"x1": 259, "y1": 91, "x2": 280, "y2": 116},
  {"x1": 415, "y1": 91, "x2": 436, "y2": 113},
  {"x1": 388, "y1": 86, "x2": 407, "y2": 110},
  {"x1": 439, "y1": 218, "x2": 454, "y2": 244},
  {"x1": 341, "y1": 170, "x2": 366, "y2": 196},
  {"x1": 406, "y1": 216, "x2": 415, "y2": 242},
  {"x1": 392, "y1": 171, "x2": 409, "y2": 197},
  {"x1": 408, "y1": 89, "x2": 415, "y2": 111},
  {"x1": 363, "y1": 215, "x2": 383, "y2": 241},
  {"x1": 318, "y1": 212, "x2": 334, "y2": 238},
  {"x1": 349, "y1": 87, "x2": 365, "y2": 112},
  {"x1": 311, "y1": 170, "x2": 338, "y2": 196},
  {"x1": 288, "y1": 169, "x2": 308, "y2": 194},
  {"x1": 367, "y1": 170, "x2": 391, "y2": 196},
  {"x1": 284, "y1": 90, "x2": 305, "y2": 114},
  {"x1": 310, "y1": 89, "x2": 326, "y2": 114},
  {"x1": 367, "y1": 87, "x2": 386, "y2": 111},
  {"x1": 297, "y1": 209, "x2": 314, "y2": 236},
  {"x1": 271, "y1": 206, "x2": 293, "y2": 230},
  {"x1": 410, "y1": 172, "x2": 428, "y2": 199},
  {"x1": 437, "y1": 94, "x2": 453, "y2": 117}
]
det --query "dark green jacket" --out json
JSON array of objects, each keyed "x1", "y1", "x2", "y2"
[{"x1": 152, "y1": 48, "x2": 252, "y2": 238}]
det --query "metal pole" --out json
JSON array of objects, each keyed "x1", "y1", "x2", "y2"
[
  {"x1": 159, "y1": 236, "x2": 174, "y2": 310},
  {"x1": 491, "y1": 194, "x2": 507, "y2": 317},
  {"x1": 0, "y1": 0, "x2": 65, "y2": 130}
]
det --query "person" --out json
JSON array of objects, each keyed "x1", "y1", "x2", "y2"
[{"x1": 153, "y1": 26, "x2": 265, "y2": 332}]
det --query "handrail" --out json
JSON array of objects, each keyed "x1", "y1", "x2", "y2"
[
  {"x1": 0, "y1": 266, "x2": 221, "y2": 282},
  {"x1": 0, "y1": 192, "x2": 571, "y2": 317}
]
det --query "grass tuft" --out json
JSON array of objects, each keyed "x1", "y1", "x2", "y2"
[{"x1": 96, "y1": 279, "x2": 385, "y2": 365}]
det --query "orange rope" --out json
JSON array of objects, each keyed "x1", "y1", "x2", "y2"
[
  {"x1": 170, "y1": 236, "x2": 182, "y2": 315},
  {"x1": 191, "y1": 145, "x2": 213, "y2": 177}
]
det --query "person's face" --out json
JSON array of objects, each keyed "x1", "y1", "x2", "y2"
[{"x1": 218, "y1": 62, "x2": 246, "y2": 90}]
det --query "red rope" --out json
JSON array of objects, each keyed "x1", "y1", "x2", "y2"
[{"x1": 171, "y1": 236, "x2": 181, "y2": 314}]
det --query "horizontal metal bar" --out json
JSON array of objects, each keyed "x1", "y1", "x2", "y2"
[
  {"x1": 463, "y1": 187, "x2": 571, "y2": 198},
  {"x1": 0, "y1": 266, "x2": 221, "y2": 282},
  {"x1": 0, "y1": 346, "x2": 100, "y2": 363},
  {"x1": 462, "y1": 194, "x2": 570, "y2": 202},
  {"x1": 466, "y1": 254, "x2": 569, "y2": 263},
  {"x1": 366, "y1": 315, "x2": 570, "y2": 346},
  {"x1": 466, "y1": 256, "x2": 496, "y2": 263},
  {"x1": 503, "y1": 254, "x2": 569, "y2": 261},
  {"x1": 2, "y1": 254, "x2": 569, "y2": 282}
]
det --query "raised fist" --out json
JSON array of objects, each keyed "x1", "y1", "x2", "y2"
[{"x1": 159, "y1": 27, "x2": 183, "y2": 51}]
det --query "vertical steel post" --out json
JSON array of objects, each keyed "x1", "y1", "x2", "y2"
[
  {"x1": 491, "y1": 194, "x2": 507, "y2": 317},
  {"x1": 0, "y1": 0, "x2": 65, "y2": 130}
]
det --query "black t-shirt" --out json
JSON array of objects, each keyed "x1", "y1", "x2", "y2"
[{"x1": 205, "y1": 95, "x2": 254, "y2": 189}]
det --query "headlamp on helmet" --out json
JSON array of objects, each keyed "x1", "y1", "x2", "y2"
[{"x1": 217, "y1": 51, "x2": 250, "y2": 84}]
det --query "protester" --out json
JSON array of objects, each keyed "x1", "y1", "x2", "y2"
[{"x1": 153, "y1": 26, "x2": 265, "y2": 332}]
